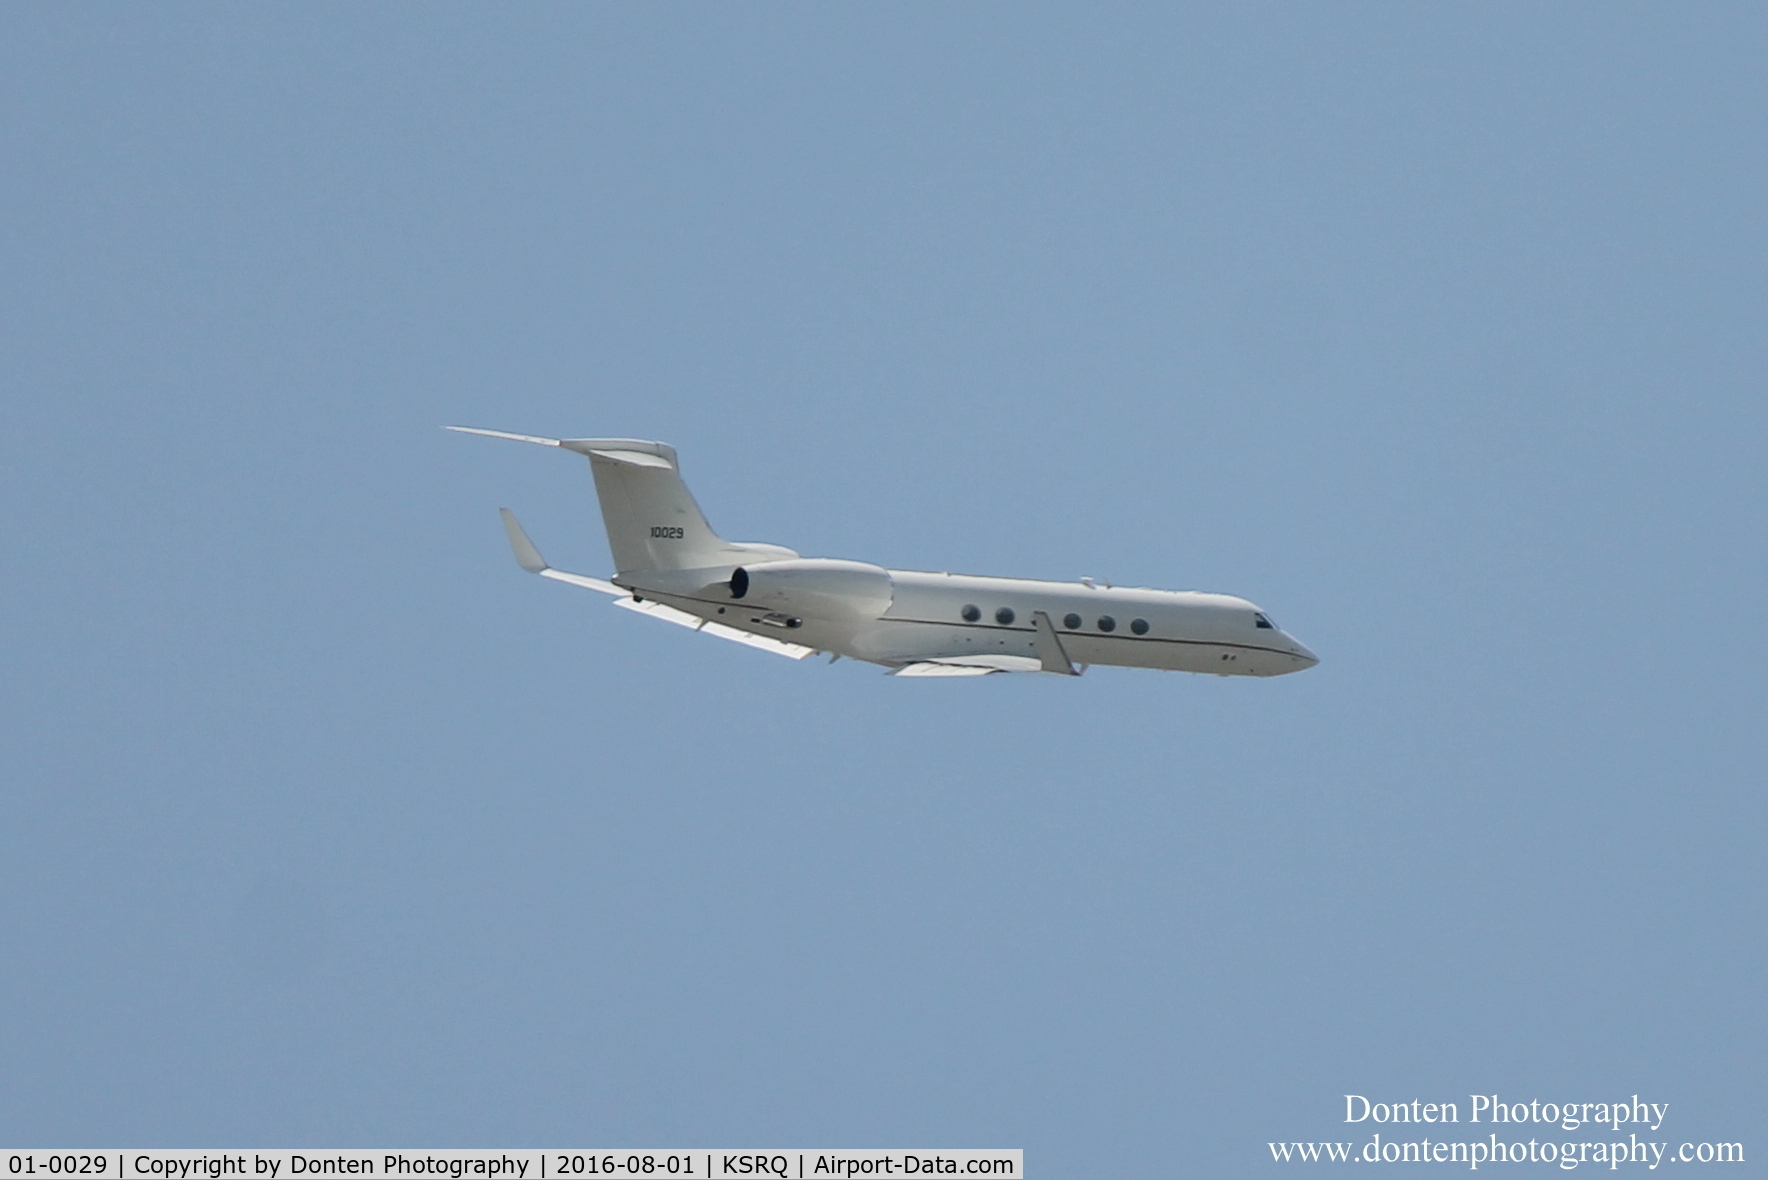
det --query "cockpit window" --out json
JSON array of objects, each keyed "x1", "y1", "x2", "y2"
[{"x1": 1254, "y1": 613, "x2": 1276, "y2": 630}]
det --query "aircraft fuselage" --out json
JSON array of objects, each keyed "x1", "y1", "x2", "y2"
[{"x1": 620, "y1": 565, "x2": 1317, "y2": 677}]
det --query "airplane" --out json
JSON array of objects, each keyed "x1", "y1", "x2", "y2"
[{"x1": 449, "y1": 426, "x2": 1319, "y2": 679}]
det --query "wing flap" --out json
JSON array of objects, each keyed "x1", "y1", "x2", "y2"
[
  {"x1": 891, "y1": 654, "x2": 1044, "y2": 676},
  {"x1": 613, "y1": 597, "x2": 816, "y2": 660},
  {"x1": 892, "y1": 662, "x2": 1000, "y2": 678},
  {"x1": 539, "y1": 568, "x2": 622, "y2": 595},
  {"x1": 612, "y1": 596, "x2": 706, "y2": 629}
]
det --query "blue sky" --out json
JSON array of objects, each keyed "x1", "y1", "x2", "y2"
[{"x1": 2, "y1": 4, "x2": 1763, "y2": 1171}]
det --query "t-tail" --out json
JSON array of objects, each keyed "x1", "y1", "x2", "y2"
[{"x1": 445, "y1": 427, "x2": 796, "y2": 575}]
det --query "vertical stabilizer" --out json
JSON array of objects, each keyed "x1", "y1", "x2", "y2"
[
  {"x1": 448, "y1": 428, "x2": 794, "y2": 575},
  {"x1": 569, "y1": 439, "x2": 732, "y2": 573}
]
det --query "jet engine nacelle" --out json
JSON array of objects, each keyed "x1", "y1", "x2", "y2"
[{"x1": 729, "y1": 559, "x2": 893, "y2": 620}]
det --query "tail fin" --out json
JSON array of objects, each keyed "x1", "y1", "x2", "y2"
[
  {"x1": 577, "y1": 437, "x2": 734, "y2": 572},
  {"x1": 449, "y1": 427, "x2": 795, "y2": 574}
]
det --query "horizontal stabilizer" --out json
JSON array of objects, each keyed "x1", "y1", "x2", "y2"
[
  {"x1": 447, "y1": 426, "x2": 677, "y2": 468},
  {"x1": 449, "y1": 425, "x2": 563, "y2": 448}
]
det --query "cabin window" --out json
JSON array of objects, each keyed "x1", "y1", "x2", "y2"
[
  {"x1": 1063, "y1": 612, "x2": 1082, "y2": 629},
  {"x1": 1131, "y1": 618, "x2": 1149, "y2": 635},
  {"x1": 1254, "y1": 613, "x2": 1276, "y2": 629},
  {"x1": 1097, "y1": 615, "x2": 1116, "y2": 632},
  {"x1": 961, "y1": 604, "x2": 981, "y2": 622},
  {"x1": 995, "y1": 607, "x2": 1016, "y2": 625}
]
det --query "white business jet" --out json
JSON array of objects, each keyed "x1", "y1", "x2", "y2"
[{"x1": 451, "y1": 427, "x2": 1318, "y2": 678}]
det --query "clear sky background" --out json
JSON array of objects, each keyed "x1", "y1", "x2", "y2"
[{"x1": 2, "y1": 3, "x2": 1764, "y2": 1171}]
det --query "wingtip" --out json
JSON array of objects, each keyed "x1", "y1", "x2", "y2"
[{"x1": 498, "y1": 508, "x2": 550, "y2": 574}]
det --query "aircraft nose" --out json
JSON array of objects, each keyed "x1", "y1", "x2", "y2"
[{"x1": 1285, "y1": 636, "x2": 1319, "y2": 667}]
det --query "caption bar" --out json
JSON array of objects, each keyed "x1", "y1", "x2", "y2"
[{"x1": 3, "y1": 1153, "x2": 1021, "y2": 1180}]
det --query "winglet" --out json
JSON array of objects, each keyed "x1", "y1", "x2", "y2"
[
  {"x1": 492, "y1": 508, "x2": 623, "y2": 594},
  {"x1": 1032, "y1": 611, "x2": 1081, "y2": 675},
  {"x1": 499, "y1": 508, "x2": 549, "y2": 573}
]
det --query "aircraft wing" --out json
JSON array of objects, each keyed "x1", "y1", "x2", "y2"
[
  {"x1": 890, "y1": 655, "x2": 1046, "y2": 677},
  {"x1": 888, "y1": 616, "x2": 1079, "y2": 677},
  {"x1": 495, "y1": 509, "x2": 814, "y2": 661},
  {"x1": 613, "y1": 596, "x2": 815, "y2": 659},
  {"x1": 892, "y1": 662, "x2": 1001, "y2": 677}
]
